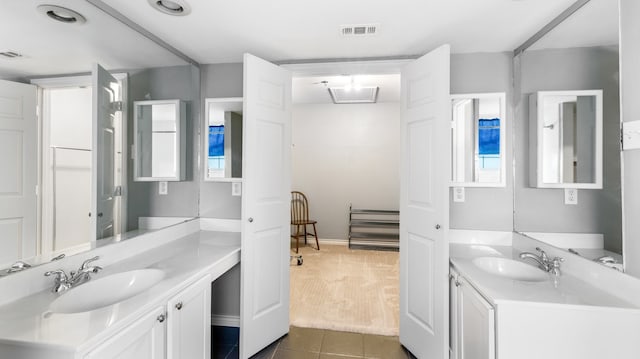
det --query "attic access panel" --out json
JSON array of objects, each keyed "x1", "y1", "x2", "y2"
[{"x1": 328, "y1": 86, "x2": 379, "y2": 104}]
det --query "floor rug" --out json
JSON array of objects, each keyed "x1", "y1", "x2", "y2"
[{"x1": 290, "y1": 244, "x2": 399, "y2": 336}]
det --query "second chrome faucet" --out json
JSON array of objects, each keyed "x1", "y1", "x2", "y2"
[
  {"x1": 44, "y1": 256, "x2": 103, "y2": 293},
  {"x1": 520, "y1": 247, "x2": 564, "y2": 276}
]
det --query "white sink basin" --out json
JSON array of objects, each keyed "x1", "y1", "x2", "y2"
[
  {"x1": 49, "y1": 269, "x2": 165, "y2": 313},
  {"x1": 472, "y1": 257, "x2": 548, "y2": 282}
]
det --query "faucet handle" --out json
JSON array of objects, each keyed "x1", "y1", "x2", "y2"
[
  {"x1": 44, "y1": 269, "x2": 69, "y2": 282},
  {"x1": 80, "y1": 256, "x2": 100, "y2": 270},
  {"x1": 535, "y1": 247, "x2": 549, "y2": 261}
]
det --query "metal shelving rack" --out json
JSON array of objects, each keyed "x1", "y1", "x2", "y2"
[{"x1": 348, "y1": 204, "x2": 400, "y2": 250}]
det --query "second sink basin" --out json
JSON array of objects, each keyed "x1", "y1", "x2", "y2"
[
  {"x1": 49, "y1": 269, "x2": 165, "y2": 314},
  {"x1": 472, "y1": 257, "x2": 548, "y2": 282}
]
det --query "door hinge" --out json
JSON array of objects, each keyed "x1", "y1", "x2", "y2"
[
  {"x1": 111, "y1": 101, "x2": 123, "y2": 112},
  {"x1": 114, "y1": 185, "x2": 122, "y2": 197}
]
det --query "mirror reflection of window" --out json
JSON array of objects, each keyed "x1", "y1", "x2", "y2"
[
  {"x1": 205, "y1": 98, "x2": 243, "y2": 181},
  {"x1": 208, "y1": 124, "x2": 225, "y2": 177},
  {"x1": 451, "y1": 93, "x2": 505, "y2": 187}
]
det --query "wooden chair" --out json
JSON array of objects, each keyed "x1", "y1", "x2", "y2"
[{"x1": 291, "y1": 191, "x2": 319, "y2": 253}]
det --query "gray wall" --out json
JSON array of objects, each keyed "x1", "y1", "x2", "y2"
[
  {"x1": 449, "y1": 52, "x2": 514, "y2": 231},
  {"x1": 199, "y1": 63, "x2": 243, "y2": 219},
  {"x1": 621, "y1": 0, "x2": 640, "y2": 275},
  {"x1": 127, "y1": 65, "x2": 201, "y2": 230},
  {"x1": 199, "y1": 63, "x2": 244, "y2": 321},
  {"x1": 514, "y1": 46, "x2": 622, "y2": 253}
]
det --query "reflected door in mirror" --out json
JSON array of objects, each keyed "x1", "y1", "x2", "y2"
[
  {"x1": 529, "y1": 90, "x2": 602, "y2": 189},
  {"x1": 451, "y1": 93, "x2": 506, "y2": 187}
]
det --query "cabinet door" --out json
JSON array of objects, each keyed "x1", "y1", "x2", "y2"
[
  {"x1": 167, "y1": 275, "x2": 212, "y2": 359},
  {"x1": 458, "y1": 278, "x2": 495, "y2": 359},
  {"x1": 84, "y1": 306, "x2": 166, "y2": 359}
]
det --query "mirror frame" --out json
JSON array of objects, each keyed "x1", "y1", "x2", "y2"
[
  {"x1": 203, "y1": 97, "x2": 244, "y2": 183},
  {"x1": 450, "y1": 92, "x2": 507, "y2": 188},
  {"x1": 133, "y1": 99, "x2": 186, "y2": 182},
  {"x1": 529, "y1": 89, "x2": 603, "y2": 189}
]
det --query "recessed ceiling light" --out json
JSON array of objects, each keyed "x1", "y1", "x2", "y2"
[
  {"x1": 37, "y1": 5, "x2": 86, "y2": 24},
  {"x1": 148, "y1": 0, "x2": 191, "y2": 16}
]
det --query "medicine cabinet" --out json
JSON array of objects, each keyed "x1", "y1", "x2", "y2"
[
  {"x1": 203, "y1": 97, "x2": 243, "y2": 181},
  {"x1": 529, "y1": 90, "x2": 603, "y2": 189},
  {"x1": 133, "y1": 99, "x2": 186, "y2": 181},
  {"x1": 451, "y1": 92, "x2": 507, "y2": 187}
]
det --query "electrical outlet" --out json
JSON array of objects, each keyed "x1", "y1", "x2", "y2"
[
  {"x1": 564, "y1": 188, "x2": 578, "y2": 205},
  {"x1": 232, "y1": 182, "x2": 242, "y2": 196},
  {"x1": 159, "y1": 181, "x2": 168, "y2": 195},
  {"x1": 453, "y1": 187, "x2": 465, "y2": 202}
]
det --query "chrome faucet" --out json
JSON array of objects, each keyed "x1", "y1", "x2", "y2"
[
  {"x1": 44, "y1": 256, "x2": 103, "y2": 293},
  {"x1": 594, "y1": 255, "x2": 617, "y2": 264},
  {"x1": 519, "y1": 247, "x2": 564, "y2": 276}
]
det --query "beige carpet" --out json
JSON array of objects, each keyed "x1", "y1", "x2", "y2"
[{"x1": 290, "y1": 244, "x2": 399, "y2": 336}]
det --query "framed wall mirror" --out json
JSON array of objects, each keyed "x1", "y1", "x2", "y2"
[
  {"x1": 0, "y1": 1, "x2": 200, "y2": 276},
  {"x1": 529, "y1": 90, "x2": 603, "y2": 188},
  {"x1": 451, "y1": 92, "x2": 507, "y2": 187},
  {"x1": 134, "y1": 100, "x2": 186, "y2": 181},
  {"x1": 513, "y1": 0, "x2": 623, "y2": 265},
  {"x1": 204, "y1": 98, "x2": 243, "y2": 182}
]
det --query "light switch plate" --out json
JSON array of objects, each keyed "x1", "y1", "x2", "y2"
[
  {"x1": 453, "y1": 187, "x2": 465, "y2": 202},
  {"x1": 564, "y1": 188, "x2": 578, "y2": 205},
  {"x1": 232, "y1": 182, "x2": 242, "y2": 196},
  {"x1": 159, "y1": 181, "x2": 168, "y2": 195},
  {"x1": 623, "y1": 120, "x2": 640, "y2": 150}
]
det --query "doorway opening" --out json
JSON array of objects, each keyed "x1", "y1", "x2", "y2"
[{"x1": 289, "y1": 71, "x2": 402, "y2": 336}]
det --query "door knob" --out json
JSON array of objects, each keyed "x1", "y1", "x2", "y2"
[
  {"x1": 435, "y1": 224, "x2": 441, "y2": 229},
  {"x1": 248, "y1": 217, "x2": 253, "y2": 223},
  {"x1": 175, "y1": 302, "x2": 183, "y2": 310},
  {"x1": 157, "y1": 314, "x2": 166, "y2": 323}
]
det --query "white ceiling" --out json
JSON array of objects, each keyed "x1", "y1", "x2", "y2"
[
  {"x1": 529, "y1": 0, "x2": 619, "y2": 51},
  {"x1": 0, "y1": 0, "x2": 620, "y2": 79},
  {"x1": 0, "y1": 0, "x2": 186, "y2": 79},
  {"x1": 105, "y1": 0, "x2": 581, "y2": 64}
]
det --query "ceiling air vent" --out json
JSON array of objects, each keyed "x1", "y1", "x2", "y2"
[
  {"x1": 328, "y1": 86, "x2": 379, "y2": 104},
  {"x1": 0, "y1": 51, "x2": 23, "y2": 59},
  {"x1": 340, "y1": 24, "x2": 379, "y2": 37}
]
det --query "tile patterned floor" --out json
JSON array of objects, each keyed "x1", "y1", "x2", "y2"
[{"x1": 212, "y1": 326, "x2": 417, "y2": 359}]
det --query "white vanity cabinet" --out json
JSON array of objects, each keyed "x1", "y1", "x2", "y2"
[
  {"x1": 450, "y1": 268, "x2": 495, "y2": 359},
  {"x1": 83, "y1": 306, "x2": 167, "y2": 359},
  {"x1": 166, "y1": 275, "x2": 211, "y2": 359},
  {"x1": 83, "y1": 275, "x2": 211, "y2": 359}
]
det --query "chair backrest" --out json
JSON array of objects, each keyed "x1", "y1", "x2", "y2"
[{"x1": 291, "y1": 191, "x2": 310, "y2": 223}]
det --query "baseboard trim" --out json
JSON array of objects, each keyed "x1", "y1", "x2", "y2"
[
  {"x1": 319, "y1": 238, "x2": 348, "y2": 246},
  {"x1": 211, "y1": 314, "x2": 240, "y2": 327}
]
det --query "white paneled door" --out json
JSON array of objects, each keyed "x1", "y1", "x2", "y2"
[
  {"x1": 91, "y1": 64, "x2": 120, "y2": 240},
  {"x1": 240, "y1": 53, "x2": 292, "y2": 359},
  {"x1": 399, "y1": 44, "x2": 451, "y2": 359},
  {"x1": 0, "y1": 79, "x2": 37, "y2": 267}
]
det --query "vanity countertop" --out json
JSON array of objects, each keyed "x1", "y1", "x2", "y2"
[
  {"x1": 0, "y1": 230, "x2": 240, "y2": 355},
  {"x1": 450, "y1": 243, "x2": 639, "y2": 310}
]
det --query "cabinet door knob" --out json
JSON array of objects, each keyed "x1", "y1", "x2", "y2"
[
  {"x1": 248, "y1": 217, "x2": 254, "y2": 223},
  {"x1": 435, "y1": 224, "x2": 441, "y2": 229},
  {"x1": 157, "y1": 314, "x2": 166, "y2": 323},
  {"x1": 175, "y1": 302, "x2": 183, "y2": 310}
]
